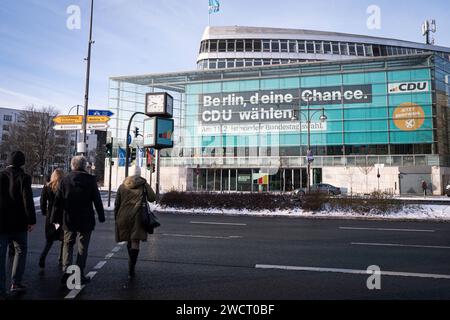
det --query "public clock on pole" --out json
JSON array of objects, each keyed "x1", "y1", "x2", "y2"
[{"x1": 145, "y1": 92, "x2": 173, "y2": 118}]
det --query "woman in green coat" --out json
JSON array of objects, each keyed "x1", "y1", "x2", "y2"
[{"x1": 114, "y1": 165, "x2": 156, "y2": 278}]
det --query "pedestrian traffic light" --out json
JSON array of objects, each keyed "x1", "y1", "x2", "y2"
[
  {"x1": 130, "y1": 147, "x2": 136, "y2": 163},
  {"x1": 105, "y1": 143, "x2": 112, "y2": 158}
]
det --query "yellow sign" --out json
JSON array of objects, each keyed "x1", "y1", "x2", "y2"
[
  {"x1": 53, "y1": 115, "x2": 83, "y2": 124},
  {"x1": 393, "y1": 103, "x2": 425, "y2": 131},
  {"x1": 87, "y1": 116, "x2": 110, "y2": 123}
]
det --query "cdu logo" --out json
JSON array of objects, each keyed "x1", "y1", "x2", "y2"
[{"x1": 388, "y1": 81, "x2": 429, "y2": 94}]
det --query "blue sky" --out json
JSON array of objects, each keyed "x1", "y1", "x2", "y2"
[{"x1": 0, "y1": 0, "x2": 449, "y2": 113}]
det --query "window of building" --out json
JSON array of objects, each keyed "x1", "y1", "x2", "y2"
[
  {"x1": 209, "y1": 59, "x2": 217, "y2": 69},
  {"x1": 253, "y1": 59, "x2": 262, "y2": 66},
  {"x1": 245, "y1": 39, "x2": 253, "y2": 52},
  {"x1": 332, "y1": 42, "x2": 339, "y2": 54},
  {"x1": 372, "y1": 45, "x2": 381, "y2": 56},
  {"x1": 235, "y1": 59, "x2": 244, "y2": 68},
  {"x1": 387, "y1": 47, "x2": 393, "y2": 55},
  {"x1": 227, "y1": 40, "x2": 235, "y2": 52},
  {"x1": 315, "y1": 41, "x2": 323, "y2": 54},
  {"x1": 272, "y1": 59, "x2": 281, "y2": 65},
  {"x1": 281, "y1": 59, "x2": 289, "y2": 64},
  {"x1": 288, "y1": 40, "x2": 297, "y2": 53},
  {"x1": 227, "y1": 59, "x2": 235, "y2": 68},
  {"x1": 2, "y1": 124, "x2": 9, "y2": 131},
  {"x1": 263, "y1": 40, "x2": 271, "y2": 52},
  {"x1": 218, "y1": 40, "x2": 226, "y2": 52},
  {"x1": 280, "y1": 40, "x2": 288, "y2": 52},
  {"x1": 245, "y1": 59, "x2": 253, "y2": 67},
  {"x1": 217, "y1": 59, "x2": 226, "y2": 69},
  {"x1": 356, "y1": 44, "x2": 364, "y2": 56},
  {"x1": 365, "y1": 45, "x2": 373, "y2": 56},
  {"x1": 199, "y1": 41, "x2": 204, "y2": 53},
  {"x1": 348, "y1": 43, "x2": 356, "y2": 55},
  {"x1": 340, "y1": 43, "x2": 348, "y2": 55},
  {"x1": 3, "y1": 115, "x2": 12, "y2": 122},
  {"x1": 323, "y1": 42, "x2": 332, "y2": 54},
  {"x1": 298, "y1": 41, "x2": 306, "y2": 53},
  {"x1": 263, "y1": 59, "x2": 271, "y2": 65},
  {"x1": 236, "y1": 39, "x2": 244, "y2": 52},
  {"x1": 209, "y1": 40, "x2": 218, "y2": 52},
  {"x1": 253, "y1": 40, "x2": 262, "y2": 52},
  {"x1": 306, "y1": 41, "x2": 314, "y2": 53},
  {"x1": 271, "y1": 40, "x2": 280, "y2": 52}
]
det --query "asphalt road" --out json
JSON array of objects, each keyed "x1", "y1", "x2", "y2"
[{"x1": 6, "y1": 191, "x2": 450, "y2": 300}]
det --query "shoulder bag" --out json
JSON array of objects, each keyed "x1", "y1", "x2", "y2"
[{"x1": 140, "y1": 184, "x2": 160, "y2": 233}]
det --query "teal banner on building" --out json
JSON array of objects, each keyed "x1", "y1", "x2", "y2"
[{"x1": 185, "y1": 68, "x2": 433, "y2": 148}]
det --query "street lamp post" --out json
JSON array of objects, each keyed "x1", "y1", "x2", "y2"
[
  {"x1": 292, "y1": 97, "x2": 327, "y2": 193},
  {"x1": 69, "y1": 105, "x2": 82, "y2": 156}
]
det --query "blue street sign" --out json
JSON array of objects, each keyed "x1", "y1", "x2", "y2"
[
  {"x1": 88, "y1": 109, "x2": 114, "y2": 117},
  {"x1": 127, "y1": 134, "x2": 132, "y2": 145},
  {"x1": 149, "y1": 148, "x2": 155, "y2": 156}
]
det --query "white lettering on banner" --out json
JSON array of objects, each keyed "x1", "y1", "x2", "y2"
[{"x1": 198, "y1": 122, "x2": 327, "y2": 135}]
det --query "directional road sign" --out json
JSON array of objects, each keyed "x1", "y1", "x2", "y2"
[
  {"x1": 53, "y1": 123, "x2": 109, "y2": 131},
  {"x1": 88, "y1": 109, "x2": 114, "y2": 117},
  {"x1": 53, "y1": 115, "x2": 83, "y2": 124},
  {"x1": 87, "y1": 116, "x2": 110, "y2": 123}
]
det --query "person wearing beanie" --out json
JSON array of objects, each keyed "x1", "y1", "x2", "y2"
[
  {"x1": 114, "y1": 165, "x2": 156, "y2": 279},
  {"x1": 0, "y1": 151, "x2": 36, "y2": 297}
]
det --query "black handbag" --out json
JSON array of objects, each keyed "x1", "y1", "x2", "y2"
[{"x1": 140, "y1": 185, "x2": 160, "y2": 233}]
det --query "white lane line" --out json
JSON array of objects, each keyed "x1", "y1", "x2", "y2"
[
  {"x1": 64, "y1": 243, "x2": 125, "y2": 300},
  {"x1": 255, "y1": 264, "x2": 450, "y2": 280},
  {"x1": 190, "y1": 221, "x2": 247, "y2": 226},
  {"x1": 163, "y1": 233, "x2": 242, "y2": 239},
  {"x1": 94, "y1": 261, "x2": 107, "y2": 270},
  {"x1": 340, "y1": 227, "x2": 435, "y2": 233},
  {"x1": 352, "y1": 242, "x2": 450, "y2": 250},
  {"x1": 111, "y1": 246, "x2": 121, "y2": 253}
]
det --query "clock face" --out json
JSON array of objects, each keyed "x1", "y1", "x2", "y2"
[{"x1": 146, "y1": 94, "x2": 165, "y2": 114}]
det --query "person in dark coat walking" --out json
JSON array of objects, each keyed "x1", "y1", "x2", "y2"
[
  {"x1": 52, "y1": 156, "x2": 105, "y2": 285},
  {"x1": 39, "y1": 168, "x2": 64, "y2": 269},
  {"x1": 114, "y1": 165, "x2": 156, "y2": 278},
  {"x1": 0, "y1": 151, "x2": 36, "y2": 297}
]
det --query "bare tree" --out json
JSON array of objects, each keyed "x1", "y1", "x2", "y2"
[
  {"x1": 2, "y1": 106, "x2": 70, "y2": 178},
  {"x1": 358, "y1": 166, "x2": 374, "y2": 194}
]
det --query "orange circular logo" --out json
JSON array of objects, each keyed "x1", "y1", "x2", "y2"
[{"x1": 393, "y1": 103, "x2": 425, "y2": 131}]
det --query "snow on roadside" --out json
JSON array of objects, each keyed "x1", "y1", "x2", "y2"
[{"x1": 102, "y1": 194, "x2": 450, "y2": 221}]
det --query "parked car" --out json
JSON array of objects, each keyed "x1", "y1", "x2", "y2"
[
  {"x1": 293, "y1": 183, "x2": 342, "y2": 196},
  {"x1": 446, "y1": 184, "x2": 450, "y2": 197}
]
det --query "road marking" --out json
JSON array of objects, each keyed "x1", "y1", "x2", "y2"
[
  {"x1": 163, "y1": 233, "x2": 242, "y2": 239},
  {"x1": 351, "y1": 242, "x2": 450, "y2": 249},
  {"x1": 94, "y1": 261, "x2": 107, "y2": 270},
  {"x1": 64, "y1": 243, "x2": 125, "y2": 300},
  {"x1": 255, "y1": 264, "x2": 450, "y2": 280},
  {"x1": 190, "y1": 221, "x2": 247, "y2": 226},
  {"x1": 340, "y1": 227, "x2": 435, "y2": 233}
]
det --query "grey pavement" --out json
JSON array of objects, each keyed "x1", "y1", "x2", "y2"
[{"x1": 8, "y1": 190, "x2": 450, "y2": 300}]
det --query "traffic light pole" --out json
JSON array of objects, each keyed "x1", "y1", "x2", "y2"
[
  {"x1": 107, "y1": 137, "x2": 113, "y2": 207},
  {"x1": 125, "y1": 112, "x2": 147, "y2": 177}
]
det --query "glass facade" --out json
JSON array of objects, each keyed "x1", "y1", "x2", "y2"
[{"x1": 109, "y1": 54, "x2": 450, "y2": 192}]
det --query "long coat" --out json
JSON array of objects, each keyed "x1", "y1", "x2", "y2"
[
  {"x1": 40, "y1": 184, "x2": 63, "y2": 241},
  {"x1": 0, "y1": 166, "x2": 36, "y2": 233},
  {"x1": 114, "y1": 175, "x2": 156, "y2": 242},
  {"x1": 53, "y1": 170, "x2": 105, "y2": 232}
]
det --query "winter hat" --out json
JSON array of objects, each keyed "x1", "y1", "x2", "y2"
[
  {"x1": 131, "y1": 165, "x2": 141, "y2": 177},
  {"x1": 7, "y1": 151, "x2": 25, "y2": 167}
]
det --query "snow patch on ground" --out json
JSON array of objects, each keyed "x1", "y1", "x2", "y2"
[{"x1": 101, "y1": 194, "x2": 450, "y2": 221}]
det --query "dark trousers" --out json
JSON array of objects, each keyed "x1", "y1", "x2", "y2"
[
  {"x1": 0, "y1": 232, "x2": 28, "y2": 294},
  {"x1": 62, "y1": 231, "x2": 91, "y2": 274},
  {"x1": 40, "y1": 240, "x2": 63, "y2": 264}
]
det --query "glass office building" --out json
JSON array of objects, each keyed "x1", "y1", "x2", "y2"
[{"x1": 107, "y1": 53, "x2": 450, "y2": 195}]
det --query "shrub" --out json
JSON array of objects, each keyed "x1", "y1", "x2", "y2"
[
  {"x1": 299, "y1": 192, "x2": 328, "y2": 212},
  {"x1": 159, "y1": 191, "x2": 296, "y2": 211}
]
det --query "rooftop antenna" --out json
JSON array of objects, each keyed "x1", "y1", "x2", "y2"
[{"x1": 422, "y1": 19, "x2": 437, "y2": 45}]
